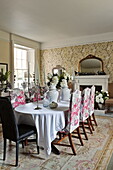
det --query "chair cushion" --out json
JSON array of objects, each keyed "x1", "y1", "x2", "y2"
[{"x1": 18, "y1": 124, "x2": 36, "y2": 141}]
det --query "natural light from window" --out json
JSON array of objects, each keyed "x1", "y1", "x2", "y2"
[{"x1": 14, "y1": 44, "x2": 35, "y2": 90}]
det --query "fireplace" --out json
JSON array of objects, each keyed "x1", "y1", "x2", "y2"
[
  {"x1": 80, "y1": 85, "x2": 102, "y2": 92},
  {"x1": 73, "y1": 75, "x2": 109, "y2": 91}
]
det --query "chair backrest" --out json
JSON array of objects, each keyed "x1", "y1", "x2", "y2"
[
  {"x1": 80, "y1": 87, "x2": 91, "y2": 121},
  {"x1": 11, "y1": 89, "x2": 26, "y2": 108},
  {"x1": 0, "y1": 97, "x2": 19, "y2": 141},
  {"x1": 90, "y1": 85, "x2": 95, "y2": 115},
  {"x1": 65, "y1": 90, "x2": 81, "y2": 133}
]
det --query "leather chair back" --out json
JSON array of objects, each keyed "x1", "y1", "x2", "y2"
[{"x1": 0, "y1": 97, "x2": 19, "y2": 141}]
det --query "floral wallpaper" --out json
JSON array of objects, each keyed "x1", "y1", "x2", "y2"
[{"x1": 40, "y1": 41, "x2": 113, "y2": 85}]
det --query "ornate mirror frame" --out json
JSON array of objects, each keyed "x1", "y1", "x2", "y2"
[{"x1": 78, "y1": 54, "x2": 104, "y2": 73}]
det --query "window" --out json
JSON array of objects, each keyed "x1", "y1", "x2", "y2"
[{"x1": 14, "y1": 44, "x2": 35, "y2": 89}]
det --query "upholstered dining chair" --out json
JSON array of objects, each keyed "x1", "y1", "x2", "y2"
[
  {"x1": 89, "y1": 86, "x2": 97, "y2": 129},
  {"x1": 0, "y1": 97, "x2": 39, "y2": 166},
  {"x1": 79, "y1": 87, "x2": 92, "y2": 140},
  {"x1": 11, "y1": 89, "x2": 26, "y2": 108},
  {"x1": 52, "y1": 89, "x2": 83, "y2": 155}
]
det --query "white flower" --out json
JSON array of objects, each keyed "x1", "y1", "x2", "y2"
[
  {"x1": 95, "y1": 90, "x2": 109, "y2": 104},
  {"x1": 100, "y1": 98, "x2": 104, "y2": 103},
  {"x1": 98, "y1": 93, "x2": 102, "y2": 98},
  {"x1": 96, "y1": 96, "x2": 100, "y2": 103},
  {"x1": 60, "y1": 79, "x2": 68, "y2": 87},
  {"x1": 63, "y1": 70, "x2": 66, "y2": 73},
  {"x1": 47, "y1": 70, "x2": 71, "y2": 88},
  {"x1": 52, "y1": 76, "x2": 58, "y2": 85},
  {"x1": 63, "y1": 71, "x2": 69, "y2": 79},
  {"x1": 63, "y1": 75, "x2": 67, "y2": 79},
  {"x1": 62, "y1": 79, "x2": 67, "y2": 83},
  {"x1": 47, "y1": 73, "x2": 52, "y2": 79}
]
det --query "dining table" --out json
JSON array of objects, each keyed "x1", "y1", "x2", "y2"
[{"x1": 14, "y1": 100, "x2": 69, "y2": 156}]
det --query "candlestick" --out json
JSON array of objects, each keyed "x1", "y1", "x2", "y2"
[
  {"x1": 28, "y1": 62, "x2": 31, "y2": 91},
  {"x1": 44, "y1": 64, "x2": 46, "y2": 85}
]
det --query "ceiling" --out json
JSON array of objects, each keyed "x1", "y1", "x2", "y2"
[{"x1": 0, "y1": 0, "x2": 113, "y2": 45}]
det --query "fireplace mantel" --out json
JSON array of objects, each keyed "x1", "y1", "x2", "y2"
[{"x1": 73, "y1": 75, "x2": 109, "y2": 91}]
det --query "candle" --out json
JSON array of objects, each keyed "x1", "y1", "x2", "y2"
[
  {"x1": 28, "y1": 62, "x2": 30, "y2": 90},
  {"x1": 44, "y1": 63, "x2": 46, "y2": 85}
]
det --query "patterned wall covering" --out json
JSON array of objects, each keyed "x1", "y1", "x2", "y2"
[{"x1": 40, "y1": 41, "x2": 113, "y2": 85}]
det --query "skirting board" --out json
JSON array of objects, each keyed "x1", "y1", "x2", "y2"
[{"x1": 94, "y1": 109, "x2": 106, "y2": 115}]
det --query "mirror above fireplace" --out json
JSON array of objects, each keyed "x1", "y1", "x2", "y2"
[{"x1": 78, "y1": 55, "x2": 105, "y2": 75}]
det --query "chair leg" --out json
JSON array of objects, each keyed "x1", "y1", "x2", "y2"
[
  {"x1": 81, "y1": 122, "x2": 88, "y2": 140},
  {"x1": 16, "y1": 142, "x2": 19, "y2": 167},
  {"x1": 68, "y1": 133, "x2": 76, "y2": 155},
  {"x1": 25, "y1": 139, "x2": 28, "y2": 146},
  {"x1": 58, "y1": 132, "x2": 62, "y2": 139},
  {"x1": 87, "y1": 118, "x2": 93, "y2": 134},
  {"x1": 89, "y1": 116, "x2": 95, "y2": 131},
  {"x1": 76, "y1": 127, "x2": 84, "y2": 146},
  {"x1": 36, "y1": 133, "x2": 39, "y2": 154},
  {"x1": 3, "y1": 138, "x2": 7, "y2": 161},
  {"x1": 22, "y1": 141, "x2": 24, "y2": 148},
  {"x1": 92, "y1": 113, "x2": 98, "y2": 126}
]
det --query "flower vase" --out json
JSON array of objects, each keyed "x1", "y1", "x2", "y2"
[
  {"x1": 98, "y1": 103, "x2": 105, "y2": 110},
  {"x1": 47, "y1": 85, "x2": 58, "y2": 103},
  {"x1": 61, "y1": 86, "x2": 71, "y2": 101}
]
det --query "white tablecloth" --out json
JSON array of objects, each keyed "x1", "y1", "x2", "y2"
[{"x1": 14, "y1": 101, "x2": 69, "y2": 155}]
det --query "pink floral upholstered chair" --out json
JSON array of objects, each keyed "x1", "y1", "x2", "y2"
[
  {"x1": 53, "y1": 90, "x2": 83, "y2": 155},
  {"x1": 11, "y1": 89, "x2": 26, "y2": 108},
  {"x1": 89, "y1": 85, "x2": 97, "y2": 129},
  {"x1": 90, "y1": 86, "x2": 95, "y2": 116},
  {"x1": 80, "y1": 87, "x2": 92, "y2": 139},
  {"x1": 65, "y1": 89, "x2": 81, "y2": 133},
  {"x1": 80, "y1": 87, "x2": 91, "y2": 121}
]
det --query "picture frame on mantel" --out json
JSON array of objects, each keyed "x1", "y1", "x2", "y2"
[{"x1": 0, "y1": 63, "x2": 8, "y2": 74}]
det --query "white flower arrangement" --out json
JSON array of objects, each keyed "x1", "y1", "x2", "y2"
[
  {"x1": 95, "y1": 90, "x2": 109, "y2": 104},
  {"x1": 60, "y1": 79, "x2": 68, "y2": 88},
  {"x1": 47, "y1": 70, "x2": 72, "y2": 89}
]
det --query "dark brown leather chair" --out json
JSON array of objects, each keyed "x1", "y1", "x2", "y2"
[{"x1": 0, "y1": 97, "x2": 39, "y2": 166}]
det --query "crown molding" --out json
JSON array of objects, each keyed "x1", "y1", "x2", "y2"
[
  {"x1": 0, "y1": 30, "x2": 10, "y2": 42},
  {"x1": 11, "y1": 34, "x2": 41, "y2": 49},
  {"x1": 41, "y1": 32, "x2": 113, "y2": 50}
]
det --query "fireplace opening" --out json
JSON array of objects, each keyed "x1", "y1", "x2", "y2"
[
  {"x1": 80, "y1": 85, "x2": 102, "y2": 109},
  {"x1": 80, "y1": 85, "x2": 102, "y2": 92}
]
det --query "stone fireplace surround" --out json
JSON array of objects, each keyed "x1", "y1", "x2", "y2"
[{"x1": 73, "y1": 75, "x2": 109, "y2": 91}]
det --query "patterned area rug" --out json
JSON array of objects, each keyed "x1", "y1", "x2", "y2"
[{"x1": 0, "y1": 115, "x2": 113, "y2": 170}]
